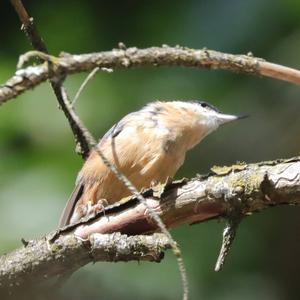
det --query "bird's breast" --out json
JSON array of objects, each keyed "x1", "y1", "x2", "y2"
[{"x1": 77, "y1": 122, "x2": 193, "y2": 205}]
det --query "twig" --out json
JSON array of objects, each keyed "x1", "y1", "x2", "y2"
[
  {"x1": 10, "y1": 0, "x2": 90, "y2": 159},
  {"x1": 214, "y1": 187, "x2": 245, "y2": 272},
  {"x1": 72, "y1": 67, "x2": 100, "y2": 106},
  {"x1": 72, "y1": 66, "x2": 113, "y2": 107},
  {"x1": 10, "y1": 0, "x2": 47, "y2": 52},
  {"x1": 259, "y1": 61, "x2": 300, "y2": 85},
  {"x1": 16, "y1": 50, "x2": 57, "y2": 69},
  {"x1": 2, "y1": 47, "x2": 300, "y2": 106},
  {"x1": 214, "y1": 217, "x2": 241, "y2": 272}
]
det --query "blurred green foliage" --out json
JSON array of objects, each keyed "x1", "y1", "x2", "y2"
[{"x1": 0, "y1": 0, "x2": 300, "y2": 299}]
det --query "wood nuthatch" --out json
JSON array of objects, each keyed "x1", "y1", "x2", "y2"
[{"x1": 59, "y1": 100, "x2": 246, "y2": 227}]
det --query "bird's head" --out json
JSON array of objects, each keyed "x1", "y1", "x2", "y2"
[
  {"x1": 138, "y1": 100, "x2": 247, "y2": 149},
  {"x1": 150, "y1": 100, "x2": 247, "y2": 149},
  {"x1": 188, "y1": 100, "x2": 247, "y2": 134}
]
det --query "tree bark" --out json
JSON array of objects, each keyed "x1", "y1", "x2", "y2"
[
  {"x1": 1, "y1": 46, "x2": 300, "y2": 105},
  {"x1": 1, "y1": 157, "x2": 299, "y2": 290}
]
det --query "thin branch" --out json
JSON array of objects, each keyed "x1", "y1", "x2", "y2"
[
  {"x1": 214, "y1": 217, "x2": 241, "y2": 272},
  {"x1": 10, "y1": 0, "x2": 47, "y2": 52},
  {"x1": 1, "y1": 157, "x2": 299, "y2": 290},
  {"x1": 10, "y1": 0, "x2": 90, "y2": 159},
  {"x1": 72, "y1": 67, "x2": 100, "y2": 106},
  {"x1": 72, "y1": 66, "x2": 113, "y2": 107},
  {"x1": 259, "y1": 61, "x2": 300, "y2": 85},
  {"x1": 1, "y1": 47, "x2": 300, "y2": 106}
]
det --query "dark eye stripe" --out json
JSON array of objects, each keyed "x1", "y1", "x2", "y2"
[{"x1": 189, "y1": 100, "x2": 220, "y2": 113}]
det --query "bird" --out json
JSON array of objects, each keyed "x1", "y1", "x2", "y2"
[{"x1": 59, "y1": 100, "x2": 246, "y2": 227}]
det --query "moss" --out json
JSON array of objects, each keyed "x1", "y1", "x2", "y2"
[
  {"x1": 231, "y1": 170, "x2": 262, "y2": 194},
  {"x1": 49, "y1": 243, "x2": 61, "y2": 253},
  {"x1": 211, "y1": 163, "x2": 247, "y2": 176}
]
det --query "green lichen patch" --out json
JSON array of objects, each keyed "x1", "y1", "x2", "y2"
[{"x1": 211, "y1": 163, "x2": 247, "y2": 176}]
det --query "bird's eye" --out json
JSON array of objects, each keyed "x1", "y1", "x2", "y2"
[{"x1": 201, "y1": 102, "x2": 207, "y2": 108}]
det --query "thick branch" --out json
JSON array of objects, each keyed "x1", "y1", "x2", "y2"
[
  {"x1": 1, "y1": 47, "x2": 300, "y2": 105},
  {"x1": 0, "y1": 232, "x2": 170, "y2": 292},
  {"x1": 72, "y1": 157, "x2": 300, "y2": 238},
  {"x1": 1, "y1": 157, "x2": 299, "y2": 290}
]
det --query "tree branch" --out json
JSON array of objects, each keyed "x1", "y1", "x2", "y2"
[
  {"x1": 71, "y1": 157, "x2": 300, "y2": 238},
  {"x1": 10, "y1": 0, "x2": 90, "y2": 159},
  {"x1": 1, "y1": 157, "x2": 299, "y2": 290},
  {"x1": 1, "y1": 47, "x2": 300, "y2": 106},
  {"x1": 0, "y1": 232, "x2": 170, "y2": 292}
]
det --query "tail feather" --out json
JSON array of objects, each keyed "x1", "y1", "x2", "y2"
[{"x1": 58, "y1": 184, "x2": 84, "y2": 228}]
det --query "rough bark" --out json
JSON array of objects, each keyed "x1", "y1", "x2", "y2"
[
  {"x1": 0, "y1": 157, "x2": 299, "y2": 290},
  {"x1": 72, "y1": 157, "x2": 300, "y2": 238},
  {"x1": 0, "y1": 233, "x2": 170, "y2": 292},
  {"x1": 1, "y1": 46, "x2": 300, "y2": 105}
]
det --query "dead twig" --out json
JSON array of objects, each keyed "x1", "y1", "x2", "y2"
[{"x1": 72, "y1": 67, "x2": 100, "y2": 107}]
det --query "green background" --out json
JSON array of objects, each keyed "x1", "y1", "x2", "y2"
[{"x1": 0, "y1": 0, "x2": 300, "y2": 299}]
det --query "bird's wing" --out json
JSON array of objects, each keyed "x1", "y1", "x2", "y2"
[
  {"x1": 58, "y1": 119, "x2": 126, "y2": 228},
  {"x1": 99, "y1": 121, "x2": 124, "y2": 144},
  {"x1": 58, "y1": 183, "x2": 84, "y2": 228}
]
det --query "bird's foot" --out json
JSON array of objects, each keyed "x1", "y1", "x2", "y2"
[
  {"x1": 70, "y1": 199, "x2": 109, "y2": 224},
  {"x1": 84, "y1": 199, "x2": 109, "y2": 219},
  {"x1": 90, "y1": 199, "x2": 109, "y2": 217}
]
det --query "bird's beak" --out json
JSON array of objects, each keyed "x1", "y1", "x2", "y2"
[{"x1": 216, "y1": 113, "x2": 249, "y2": 125}]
